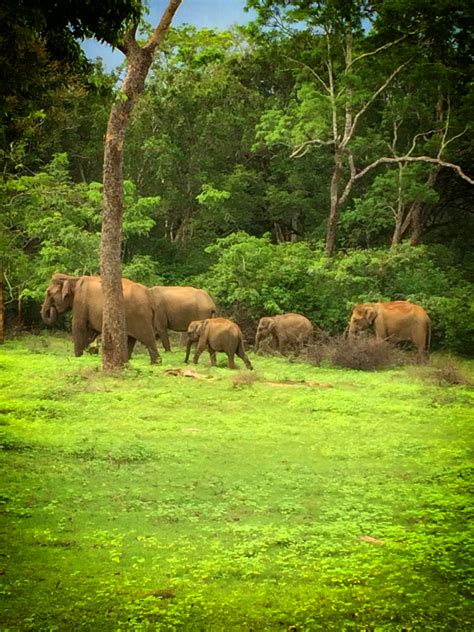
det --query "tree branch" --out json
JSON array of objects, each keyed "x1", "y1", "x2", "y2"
[
  {"x1": 355, "y1": 155, "x2": 474, "y2": 185},
  {"x1": 283, "y1": 55, "x2": 329, "y2": 93},
  {"x1": 348, "y1": 33, "x2": 412, "y2": 69},
  {"x1": 145, "y1": 0, "x2": 182, "y2": 53},
  {"x1": 346, "y1": 60, "x2": 410, "y2": 144},
  {"x1": 290, "y1": 138, "x2": 335, "y2": 158}
]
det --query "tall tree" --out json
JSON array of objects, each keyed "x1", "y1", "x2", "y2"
[
  {"x1": 0, "y1": 0, "x2": 141, "y2": 176},
  {"x1": 248, "y1": 0, "x2": 473, "y2": 255},
  {"x1": 100, "y1": 0, "x2": 182, "y2": 370}
]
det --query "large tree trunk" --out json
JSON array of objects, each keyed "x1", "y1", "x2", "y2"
[
  {"x1": 325, "y1": 151, "x2": 344, "y2": 256},
  {"x1": 100, "y1": 1, "x2": 182, "y2": 371}
]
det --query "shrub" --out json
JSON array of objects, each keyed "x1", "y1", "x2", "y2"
[
  {"x1": 196, "y1": 233, "x2": 473, "y2": 355},
  {"x1": 428, "y1": 358, "x2": 473, "y2": 387},
  {"x1": 328, "y1": 336, "x2": 403, "y2": 371}
]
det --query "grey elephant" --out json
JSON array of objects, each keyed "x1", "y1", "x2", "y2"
[
  {"x1": 255, "y1": 313, "x2": 313, "y2": 353},
  {"x1": 185, "y1": 318, "x2": 253, "y2": 370},
  {"x1": 348, "y1": 300, "x2": 431, "y2": 358},
  {"x1": 149, "y1": 286, "x2": 217, "y2": 350},
  {"x1": 41, "y1": 273, "x2": 167, "y2": 363}
]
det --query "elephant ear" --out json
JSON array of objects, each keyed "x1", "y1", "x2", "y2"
[
  {"x1": 61, "y1": 279, "x2": 73, "y2": 300},
  {"x1": 267, "y1": 319, "x2": 276, "y2": 333},
  {"x1": 364, "y1": 305, "x2": 377, "y2": 324}
]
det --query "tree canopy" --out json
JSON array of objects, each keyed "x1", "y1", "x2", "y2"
[{"x1": 1, "y1": 1, "x2": 473, "y2": 351}]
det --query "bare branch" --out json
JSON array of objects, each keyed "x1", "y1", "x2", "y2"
[
  {"x1": 145, "y1": 0, "x2": 182, "y2": 52},
  {"x1": 348, "y1": 33, "x2": 412, "y2": 69},
  {"x1": 346, "y1": 61, "x2": 410, "y2": 144},
  {"x1": 291, "y1": 138, "x2": 335, "y2": 158},
  {"x1": 283, "y1": 55, "x2": 329, "y2": 93},
  {"x1": 355, "y1": 155, "x2": 474, "y2": 185}
]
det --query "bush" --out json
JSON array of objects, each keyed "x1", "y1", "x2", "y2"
[
  {"x1": 302, "y1": 335, "x2": 404, "y2": 371},
  {"x1": 197, "y1": 233, "x2": 473, "y2": 355},
  {"x1": 428, "y1": 358, "x2": 473, "y2": 387}
]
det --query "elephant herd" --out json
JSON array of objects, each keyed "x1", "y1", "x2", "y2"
[{"x1": 41, "y1": 273, "x2": 431, "y2": 369}]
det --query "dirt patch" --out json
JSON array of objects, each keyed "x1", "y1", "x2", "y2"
[
  {"x1": 164, "y1": 368, "x2": 211, "y2": 380},
  {"x1": 264, "y1": 379, "x2": 333, "y2": 388}
]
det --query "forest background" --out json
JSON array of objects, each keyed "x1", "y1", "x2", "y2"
[{"x1": 1, "y1": 0, "x2": 473, "y2": 354}]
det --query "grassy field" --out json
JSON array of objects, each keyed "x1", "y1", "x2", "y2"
[{"x1": 1, "y1": 334, "x2": 473, "y2": 630}]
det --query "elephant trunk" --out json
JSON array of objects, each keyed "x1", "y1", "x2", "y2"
[
  {"x1": 184, "y1": 336, "x2": 193, "y2": 363},
  {"x1": 255, "y1": 331, "x2": 262, "y2": 351},
  {"x1": 348, "y1": 321, "x2": 357, "y2": 339},
  {"x1": 41, "y1": 298, "x2": 58, "y2": 325}
]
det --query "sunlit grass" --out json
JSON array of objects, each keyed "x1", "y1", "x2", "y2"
[{"x1": 1, "y1": 334, "x2": 473, "y2": 630}]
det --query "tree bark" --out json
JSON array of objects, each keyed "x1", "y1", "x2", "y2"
[
  {"x1": 325, "y1": 150, "x2": 343, "y2": 256},
  {"x1": 100, "y1": 0, "x2": 182, "y2": 371}
]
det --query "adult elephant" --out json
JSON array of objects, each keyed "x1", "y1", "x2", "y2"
[
  {"x1": 40, "y1": 273, "x2": 168, "y2": 363},
  {"x1": 255, "y1": 313, "x2": 314, "y2": 354},
  {"x1": 149, "y1": 286, "x2": 216, "y2": 350},
  {"x1": 348, "y1": 301, "x2": 431, "y2": 358}
]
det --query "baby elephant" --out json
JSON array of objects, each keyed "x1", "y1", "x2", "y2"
[{"x1": 185, "y1": 318, "x2": 253, "y2": 370}]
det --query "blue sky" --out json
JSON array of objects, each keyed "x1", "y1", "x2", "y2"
[{"x1": 82, "y1": 1, "x2": 255, "y2": 71}]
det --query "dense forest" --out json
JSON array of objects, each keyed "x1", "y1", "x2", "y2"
[{"x1": 1, "y1": 0, "x2": 473, "y2": 353}]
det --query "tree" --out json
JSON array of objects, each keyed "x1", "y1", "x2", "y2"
[
  {"x1": 100, "y1": 0, "x2": 182, "y2": 370},
  {"x1": 0, "y1": 0, "x2": 142, "y2": 176},
  {"x1": 248, "y1": 0, "x2": 473, "y2": 255}
]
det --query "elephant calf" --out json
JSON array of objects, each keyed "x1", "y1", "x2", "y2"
[
  {"x1": 185, "y1": 318, "x2": 253, "y2": 370},
  {"x1": 348, "y1": 300, "x2": 431, "y2": 359},
  {"x1": 255, "y1": 313, "x2": 313, "y2": 354}
]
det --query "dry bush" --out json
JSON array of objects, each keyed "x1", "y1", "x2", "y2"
[
  {"x1": 231, "y1": 371, "x2": 260, "y2": 389},
  {"x1": 427, "y1": 358, "x2": 472, "y2": 387},
  {"x1": 304, "y1": 334, "x2": 405, "y2": 371},
  {"x1": 329, "y1": 336, "x2": 399, "y2": 370}
]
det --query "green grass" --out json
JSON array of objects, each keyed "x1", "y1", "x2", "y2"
[{"x1": 1, "y1": 333, "x2": 473, "y2": 630}]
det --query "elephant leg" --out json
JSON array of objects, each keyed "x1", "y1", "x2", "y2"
[
  {"x1": 72, "y1": 317, "x2": 89, "y2": 357},
  {"x1": 136, "y1": 327, "x2": 161, "y2": 364},
  {"x1": 237, "y1": 341, "x2": 253, "y2": 370},
  {"x1": 127, "y1": 337, "x2": 137, "y2": 360},
  {"x1": 209, "y1": 347, "x2": 217, "y2": 366},
  {"x1": 193, "y1": 337, "x2": 207, "y2": 365},
  {"x1": 227, "y1": 351, "x2": 237, "y2": 369},
  {"x1": 156, "y1": 328, "x2": 172, "y2": 352}
]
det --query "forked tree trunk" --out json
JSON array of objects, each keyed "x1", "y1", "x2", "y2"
[{"x1": 100, "y1": 0, "x2": 182, "y2": 371}]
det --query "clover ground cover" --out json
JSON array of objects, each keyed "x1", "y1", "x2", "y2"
[{"x1": 1, "y1": 335, "x2": 473, "y2": 630}]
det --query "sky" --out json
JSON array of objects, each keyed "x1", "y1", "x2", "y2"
[{"x1": 82, "y1": 0, "x2": 255, "y2": 71}]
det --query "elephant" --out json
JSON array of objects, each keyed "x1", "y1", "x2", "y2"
[
  {"x1": 185, "y1": 318, "x2": 253, "y2": 370},
  {"x1": 40, "y1": 273, "x2": 167, "y2": 364},
  {"x1": 255, "y1": 313, "x2": 314, "y2": 354},
  {"x1": 149, "y1": 286, "x2": 217, "y2": 350},
  {"x1": 348, "y1": 300, "x2": 431, "y2": 358}
]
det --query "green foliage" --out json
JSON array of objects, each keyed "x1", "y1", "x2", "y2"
[
  {"x1": 199, "y1": 233, "x2": 473, "y2": 353},
  {"x1": 1, "y1": 336, "x2": 473, "y2": 628},
  {"x1": 0, "y1": 153, "x2": 162, "y2": 312}
]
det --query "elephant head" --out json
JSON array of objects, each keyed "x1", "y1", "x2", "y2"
[
  {"x1": 348, "y1": 304, "x2": 378, "y2": 337},
  {"x1": 184, "y1": 319, "x2": 207, "y2": 363},
  {"x1": 255, "y1": 316, "x2": 276, "y2": 351},
  {"x1": 41, "y1": 273, "x2": 78, "y2": 325},
  {"x1": 186, "y1": 319, "x2": 207, "y2": 343}
]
